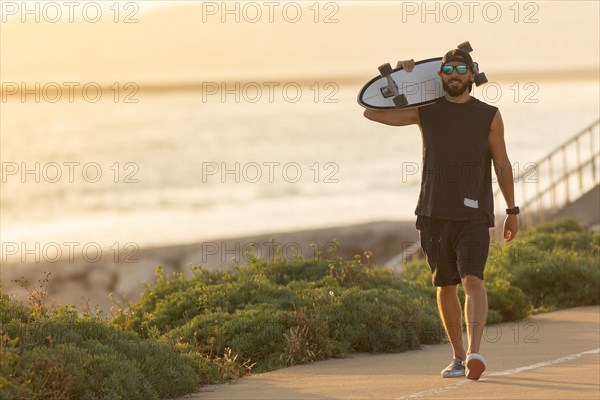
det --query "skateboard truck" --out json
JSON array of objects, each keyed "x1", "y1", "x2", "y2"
[
  {"x1": 378, "y1": 62, "x2": 408, "y2": 108},
  {"x1": 472, "y1": 61, "x2": 488, "y2": 86},
  {"x1": 457, "y1": 41, "x2": 488, "y2": 86},
  {"x1": 457, "y1": 41, "x2": 473, "y2": 53}
]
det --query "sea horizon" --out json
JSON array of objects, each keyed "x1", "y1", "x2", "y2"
[{"x1": 2, "y1": 80, "x2": 599, "y2": 263}]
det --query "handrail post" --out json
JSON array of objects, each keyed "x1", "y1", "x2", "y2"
[
  {"x1": 549, "y1": 154, "x2": 556, "y2": 211},
  {"x1": 519, "y1": 167, "x2": 524, "y2": 212},
  {"x1": 591, "y1": 127, "x2": 598, "y2": 184},
  {"x1": 562, "y1": 146, "x2": 570, "y2": 204},
  {"x1": 576, "y1": 135, "x2": 583, "y2": 192},
  {"x1": 536, "y1": 161, "x2": 542, "y2": 223}
]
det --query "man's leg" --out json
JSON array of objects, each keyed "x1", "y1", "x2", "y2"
[
  {"x1": 461, "y1": 274, "x2": 487, "y2": 355},
  {"x1": 437, "y1": 284, "x2": 466, "y2": 361},
  {"x1": 418, "y1": 216, "x2": 467, "y2": 377},
  {"x1": 462, "y1": 274, "x2": 488, "y2": 380}
]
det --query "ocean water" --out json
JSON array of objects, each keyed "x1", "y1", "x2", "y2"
[{"x1": 1, "y1": 80, "x2": 598, "y2": 256}]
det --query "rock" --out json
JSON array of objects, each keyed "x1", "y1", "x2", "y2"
[
  {"x1": 113, "y1": 257, "x2": 176, "y2": 300},
  {"x1": 46, "y1": 260, "x2": 89, "y2": 283},
  {"x1": 86, "y1": 263, "x2": 118, "y2": 292},
  {"x1": 78, "y1": 287, "x2": 116, "y2": 316},
  {"x1": 179, "y1": 245, "x2": 241, "y2": 275},
  {"x1": 1, "y1": 263, "x2": 50, "y2": 288},
  {"x1": 46, "y1": 280, "x2": 88, "y2": 309},
  {"x1": 1, "y1": 285, "x2": 30, "y2": 305}
]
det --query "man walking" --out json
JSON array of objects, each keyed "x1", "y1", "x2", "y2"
[{"x1": 362, "y1": 48, "x2": 519, "y2": 380}]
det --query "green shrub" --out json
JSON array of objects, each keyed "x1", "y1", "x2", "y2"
[
  {"x1": 4, "y1": 219, "x2": 597, "y2": 399},
  {"x1": 398, "y1": 262, "x2": 437, "y2": 303},
  {"x1": 111, "y1": 266, "x2": 234, "y2": 335},
  {"x1": 0, "y1": 293, "x2": 201, "y2": 400},
  {"x1": 256, "y1": 257, "x2": 330, "y2": 285},
  {"x1": 0, "y1": 292, "x2": 30, "y2": 325},
  {"x1": 166, "y1": 304, "x2": 290, "y2": 373},
  {"x1": 159, "y1": 264, "x2": 446, "y2": 371},
  {"x1": 333, "y1": 288, "x2": 442, "y2": 352},
  {"x1": 9, "y1": 343, "x2": 158, "y2": 400},
  {"x1": 106, "y1": 339, "x2": 200, "y2": 397},
  {"x1": 508, "y1": 250, "x2": 599, "y2": 308},
  {"x1": 489, "y1": 219, "x2": 600, "y2": 310},
  {"x1": 528, "y1": 218, "x2": 584, "y2": 234},
  {"x1": 485, "y1": 279, "x2": 531, "y2": 322}
]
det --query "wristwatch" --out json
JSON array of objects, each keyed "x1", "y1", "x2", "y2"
[{"x1": 506, "y1": 206, "x2": 520, "y2": 215}]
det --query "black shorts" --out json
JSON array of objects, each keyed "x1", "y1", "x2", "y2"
[{"x1": 416, "y1": 215, "x2": 490, "y2": 287}]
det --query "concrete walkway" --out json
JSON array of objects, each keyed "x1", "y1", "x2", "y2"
[{"x1": 176, "y1": 306, "x2": 600, "y2": 400}]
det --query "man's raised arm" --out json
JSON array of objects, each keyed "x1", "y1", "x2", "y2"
[{"x1": 363, "y1": 107, "x2": 420, "y2": 127}]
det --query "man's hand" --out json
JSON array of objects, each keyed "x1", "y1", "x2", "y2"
[
  {"x1": 362, "y1": 58, "x2": 419, "y2": 126},
  {"x1": 396, "y1": 59, "x2": 415, "y2": 72},
  {"x1": 503, "y1": 215, "x2": 519, "y2": 241}
]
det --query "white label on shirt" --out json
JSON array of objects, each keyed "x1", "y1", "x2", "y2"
[{"x1": 464, "y1": 198, "x2": 479, "y2": 209}]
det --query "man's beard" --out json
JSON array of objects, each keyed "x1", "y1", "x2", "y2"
[{"x1": 442, "y1": 78, "x2": 471, "y2": 97}]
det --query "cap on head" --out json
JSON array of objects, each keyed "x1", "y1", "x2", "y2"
[{"x1": 441, "y1": 49, "x2": 475, "y2": 71}]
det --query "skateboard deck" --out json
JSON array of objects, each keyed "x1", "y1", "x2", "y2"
[
  {"x1": 358, "y1": 58, "x2": 443, "y2": 110},
  {"x1": 358, "y1": 41, "x2": 487, "y2": 110}
]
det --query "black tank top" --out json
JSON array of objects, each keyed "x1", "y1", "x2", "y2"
[{"x1": 415, "y1": 96, "x2": 498, "y2": 227}]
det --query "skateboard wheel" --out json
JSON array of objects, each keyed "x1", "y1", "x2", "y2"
[
  {"x1": 393, "y1": 94, "x2": 408, "y2": 108},
  {"x1": 378, "y1": 63, "x2": 393, "y2": 77},
  {"x1": 474, "y1": 72, "x2": 488, "y2": 86},
  {"x1": 457, "y1": 41, "x2": 473, "y2": 53}
]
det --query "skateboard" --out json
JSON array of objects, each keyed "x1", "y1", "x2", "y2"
[{"x1": 357, "y1": 41, "x2": 488, "y2": 110}]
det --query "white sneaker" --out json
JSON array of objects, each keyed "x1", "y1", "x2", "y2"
[
  {"x1": 440, "y1": 358, "x2": 465, "y2": 378},
  {"x1": 465, "y1": 353, "x2": 486, "y2": 380}
]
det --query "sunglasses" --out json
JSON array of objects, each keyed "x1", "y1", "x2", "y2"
[{"x1": 441, "y1": 65, "x2": 469, "y2": 75}]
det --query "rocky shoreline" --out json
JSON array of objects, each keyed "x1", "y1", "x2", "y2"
[{"x1": 1, "y1": 220, "x2": 419, "y2": 313}]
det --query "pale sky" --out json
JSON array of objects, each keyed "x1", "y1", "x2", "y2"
[
  {"x1": 1, "y1": 0, "x2": 183, "y2": 18},
  {"x1": 1, "y1": 1, "x2": 598, "y2": 83}
]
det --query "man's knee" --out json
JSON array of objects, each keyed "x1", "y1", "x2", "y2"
[
  {"x1": 461, "y1": 274, "x2": 484, "y2": 293},
  {"x1": 437, "y1": 284, "x2": 459, "y2": 295}
]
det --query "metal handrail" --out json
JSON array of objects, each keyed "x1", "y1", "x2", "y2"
[
  {"x1": 508, "y1": 119, "x2": 599, "y2": 184},
  {"x1": 493, "y1": 119, "x2": 600, "y2": 230},
  {"x1": 521, "y1": 154, "x2": 599, "y2": 210}
]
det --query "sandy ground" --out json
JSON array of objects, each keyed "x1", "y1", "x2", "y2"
[{"x1": 175, "y1": 306, "x2": 600, "y2": 400}]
